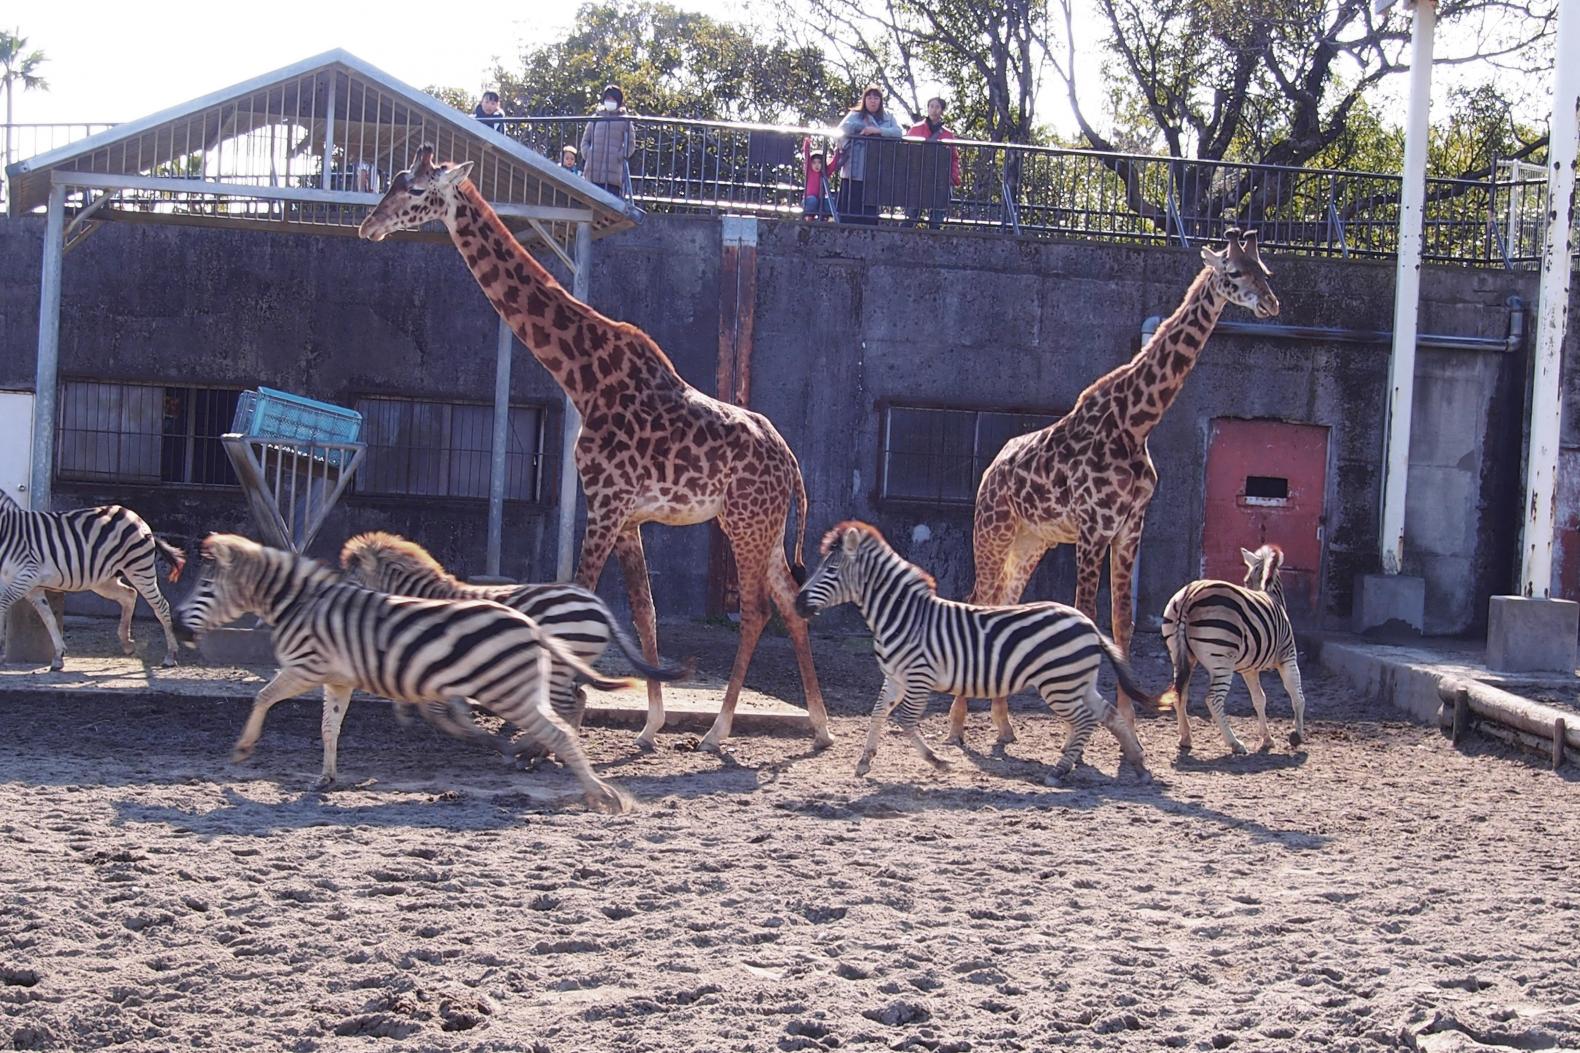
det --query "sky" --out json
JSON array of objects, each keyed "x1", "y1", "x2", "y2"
[{"x1": 4, "y1": 0, "x2": 1549, "y2": 138}]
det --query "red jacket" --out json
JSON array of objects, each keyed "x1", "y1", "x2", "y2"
[
  {"x1": 802, "y1": 136, "x2": 831, "y2": 196},
  {"x1": 906, "y1": 120, "x2": 962, "y2": 186}
]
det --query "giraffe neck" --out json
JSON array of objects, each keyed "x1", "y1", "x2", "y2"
[
  {"x1": 443, "y1": 182, "x2": 681, "y2": 414},
  {"x1": 1109, "y1": 266, "x2": 1229, "y2": 438}
]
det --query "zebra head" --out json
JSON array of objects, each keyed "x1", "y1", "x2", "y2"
[
  {"x1": 795, "y1": 521, "x2": 890, "y2": 619},
  {"x1": 357, "y1": 146, "x2": 474, "y2": 243},
  {"x1": 339, "y1": 531, "x2": 448, "y2": 592},
  {"x1": 1202, "y1": 229, "x2": 1279, "y2": 319},
  {"x1": 1240, "y1": 544, "x2": 1285, "y2": 593},
  {"x1": 175, "y1": 534, "x2": 268, "y2": 643}
]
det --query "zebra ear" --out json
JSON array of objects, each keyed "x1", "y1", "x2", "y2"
[
  {"x1": 842, "y1": 527, "x2": 863, "y2": 556},
  {"x1": 203, "y1": 535, "x2": 234, "y2": 569},
  {"x1": 1240, "y1": 547, "x2": 1257, "y2": 567}
]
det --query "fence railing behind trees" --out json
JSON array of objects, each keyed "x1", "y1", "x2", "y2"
[{"x1": 3, "y1": 116, "x2": 1560, "y2": 268}]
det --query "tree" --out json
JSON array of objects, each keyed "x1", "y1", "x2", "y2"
[
  {"x1": 487, "y1": 1, "x2": 853, "y2": 124},
  {"x1": 786, "y1": 0, "x2": 1054, "y2": 141},
  {"x1": 1048, "y1": 0, "x2": 1556, "y2": 233},
  {"x1": 1, "y1": 29, "x2": 49, "y2": 168}
]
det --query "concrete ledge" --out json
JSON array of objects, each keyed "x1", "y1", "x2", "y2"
[
  {"x1": 1302, "y1": 632, "x2": 1457, "y2": 723},
  {"x1": 578, "y1": 686, "x2": 811, "y2": 736},
  {"x1": 4, "y1": 592, "x2": 66, "y2": 664},
  {"x1": 1487, "y1": 595, "x2": 1579, "y2": 673}
]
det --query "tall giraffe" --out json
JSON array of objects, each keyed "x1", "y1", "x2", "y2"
[
  {"x1": 945, "y1": 230, "x2": 1279, "y2": 748},
  {"x1": 357, "y1": 147, "x2": 832, "y2": 752}
]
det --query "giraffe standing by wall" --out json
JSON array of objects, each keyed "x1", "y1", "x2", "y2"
[
  {"x1": 946, "y1": 230, "x2": 1280, "y2": 748},
  {"x1": 358, "y1": 148, "x2": 832, "y2": 752}
]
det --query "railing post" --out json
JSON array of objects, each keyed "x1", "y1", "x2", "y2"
[
  {"x1": 556, "y1": 222, "x2": 593, "y2": 582},
  {"x1": 485, "y1": 314, "x2": 512, "y2": 578}
]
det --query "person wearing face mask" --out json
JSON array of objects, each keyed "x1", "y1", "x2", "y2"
[
  {"x1": 834, "y1": 85, "x2": 903, "y2": 226},
  {"x1": 904, "y1": 96, "x2": 961, "y2": 229},
  {"x1": 579, "y1": 84, "x2": 635, "y2": 200}
]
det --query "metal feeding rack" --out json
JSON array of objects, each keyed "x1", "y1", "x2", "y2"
[{"x1": 222, "y1": 387, "x2": 365, "y2": 553}]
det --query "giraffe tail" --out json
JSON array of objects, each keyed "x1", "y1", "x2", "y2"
[
  {"x1": 1098, "y1": 632, "x2": 1158, "y2": 711},
  {"x1": 787, "y1": 453, "x2": 810, "y2": 585}
]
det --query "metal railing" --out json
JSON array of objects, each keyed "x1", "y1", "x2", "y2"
[{"x1": 4, "y1": 116, "x2": 1565, "y2": 268}]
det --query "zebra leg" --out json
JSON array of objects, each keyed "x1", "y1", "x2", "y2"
[
  {"x1": 232, "y1": 669, "x2": 319, "y2": 764},
  {"x1": 949, "y1": 507, "x2": 1018, "y2": 745},
  {"x1": 512, "y1": 647, "x2": 630, "y2": 814},
  {"x1": 24, "y1": 590, "x2": 67, "y2": 672},
  {"x1": 612, "y1": 525, "x2": 667, "y2": 750},
  {"x1": 1096, "y1": 686, "x2": 1150, "y2": 781},
  {"x1": 515, "y1": 678, "x2": 580, "y2": 767},
  {"x1": 986, "y1": 541, "x2": 1045, "y2": 747},
  {"x1": 91, "y1": 580, "x2": 139, "y2": 656},
  {"x1": 124, "y1": 561, "x2": 180, "y2": 667},
  {"x1": 1277, "y1": 660, "x2": 1309, "y2": 747},
  {"x1": 1174, "y1": 660, "x2": 1195, "y2": 753},
  {"x1": 1243, "y1": 672, "x2": 1273, "y2": 751},
  {"x1": 855, "y1": 677, "x2": 900, "y2": 777},
  {"x1": 315, "y1": 684, "x2": 353, "y2": 789},
  {"x1": 1203, "y1": 669, "x2": 1247, "y2": 755},
  {"x1": 1044, "y1": 697, "x2": 1101, "y2": 784}
]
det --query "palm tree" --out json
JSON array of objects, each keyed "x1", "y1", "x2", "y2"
[{"x1": 1, "y1": 29, "x2": 49, "y2": 170}]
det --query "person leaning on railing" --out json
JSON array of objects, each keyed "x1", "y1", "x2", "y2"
[
  {"x1": 579, "y1": 84, "x2": 635, "y2": 200},
  {"x1": 905, "y1": 97, "x2": 961, "y2": 230},
  {"x1": 801, "y1": 137, "x2": 836, "y2": 221},
  {"x1": 834, "y1": 85, "x2": 903, "y2": 226}
]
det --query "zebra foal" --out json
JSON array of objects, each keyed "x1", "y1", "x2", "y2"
[
  {"x1": 175, "y1": 534, "x2": 633, "y2": 813},
  {"x1": 1, "y1": 490, "x2": 185, "y2": 670},
  {"x1": 339, "y1": 532, "x2": 685, "y2": 751},
  {"x1": 1159, "y1": 544, "x2": 1308, "y2": 755},
  {"x1": 795, "y1": 522, "x2": 1152, "y2": 783}
]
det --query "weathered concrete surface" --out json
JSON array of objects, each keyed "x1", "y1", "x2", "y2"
[
  {"x1": 2, "y1": 591, "x2": 64, "y2": 665},
  {"x1": 1351, "y1": 573, "x2": 1425, "y2": 635},
  {"x1": 1486, "y1": 595, "x2": 1580, "y2": 673},
  {"x1": 0, "y1": 214, "x2": 1557, "y2": 633}
]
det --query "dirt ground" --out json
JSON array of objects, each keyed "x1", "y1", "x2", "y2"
[{"x1": 2, "y1": 620, "x2": 1577, "y2": 1052}]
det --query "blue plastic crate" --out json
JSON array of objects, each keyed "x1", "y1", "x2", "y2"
[{"x1": 232, "y1": 387, "x2": 362, "y2": 466}]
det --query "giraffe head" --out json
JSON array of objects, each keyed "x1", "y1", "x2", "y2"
[
  {"x1": 357, "y1": 146, "x2": 474, "y2": 242},
  {"x1": 1201, "y1": 229, "x2": 1279, "y2": 319}
]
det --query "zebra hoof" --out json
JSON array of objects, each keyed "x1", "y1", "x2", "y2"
[
  {"x1": 122, "y1": 642, "x2": 136, "y2": 656},
  {"x1": 161, "y1": 654, "x2": 178, "y2": 668},
  {"x1": 587, "y1": 783, "x2": 632, "y2": 814},
  {"x1": 49, "y1": 656, "x2": 65, "y2": 672},
  {"x1": 1230, "y1": 743, "x2": 1249, "y2": 756},
  {"x1": 1289, "y1": 730, "x2": 1304, "y2": 748},
  {"x1": 313, "y1": 775, "x2": 336, "y2": 791}
]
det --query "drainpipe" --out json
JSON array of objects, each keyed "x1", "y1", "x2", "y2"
[
  {"x1": 1520, "y1": 0, "x2": 1579, "y2": 598},
  {"x1": 1378, "y1": 0, "x2": 1437, "y2": 577},
  {"x1": 556, "y1": 221, "x2": 592, "y2": 581}
]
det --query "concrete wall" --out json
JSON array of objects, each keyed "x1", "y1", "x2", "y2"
[{"x1": 0, "y1": 213, "x2": 1548, "y2": 634}]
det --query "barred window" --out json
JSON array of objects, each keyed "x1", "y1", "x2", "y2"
[
  {"x1": 56, "y1": 380, "x2": 241, "y2": 486},
  {"x1": 355, "y1": 396, "x2": 545, "y2": 501},
  {"x1": 880, "y1": 404, "x2": 1056, "y2": 505}
]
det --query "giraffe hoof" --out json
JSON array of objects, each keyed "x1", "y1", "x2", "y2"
[
  {"x1": 995, "y1": 730, "x2": 1018, "y2": 746},
  {"x1": 122, "y1": 642, "x2": 136, "y2": 656},
  {"x1": 312, "y1": 774, "x2": 336, "y2": 791},
  {"x1": 812, "y1": 730, "x2": 835, "y2": 750},
  {"x1": 1177, "y1": 741, "x2": 1192, "y2": 754},
  {"x1": 50, "y1": 658, "x2": 65, "y2": 672},
  {"x1": 1289, "y1": 730, "x2": 1304, "y2": 748},
  {"x1": 231, "y1": 745, "x2": 255, "y2": 765},
  {"x1": 1229, "y1": 742, "x2": 1249, "y2": 756},
  {"x1": 161, "y1": 653, "x2": 178, "y2": 668},
  {"x1": 633, "y1": 734, "x2": 658, "y2": 752},
  {"x1": 854, "y1": 760, "x2": 872, "y2": 778},
  {"x1": 697, "y1": 734, "x2": 724, "y2": 754},
  {"x1": 941, "y1": 731, "x2": 965, "y2": 747}
]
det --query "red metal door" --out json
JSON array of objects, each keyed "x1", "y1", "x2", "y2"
[{"x1": 1202, "y1": 419, "x2": 1329, "y2": 614}]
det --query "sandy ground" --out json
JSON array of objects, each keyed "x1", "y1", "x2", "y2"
[{"x1": 2, "y1": 620, "x2": 1578, "y2": 1053}]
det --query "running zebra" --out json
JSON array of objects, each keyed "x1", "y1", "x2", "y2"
[
  {"x1": 1159, "y1": 544, "x2": 1308, "y2": 755},
  {"x1": 0, "y1": 490, "x2": 185, "y2": 670},
  {"x1": 175, "y1": 534, "x2": 634, "y2": 813},
  {"x1": 795, "y1": 522, "x2": 1151, "y2": 783},
  {"x1": 339, "y1": 532, "x2": 686, "y2": 750}
]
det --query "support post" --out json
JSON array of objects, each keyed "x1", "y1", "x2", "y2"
[
  {"x1": 1520, "y1": 0, "x2": 1579, "y2": 599},
  {"x1": 29, "y1": 180, "x2": 66, "y2": 510},
  {"x1": 320, "y1": 71, "x2": 337, "y2": 189},
  {"x1": 485, "y1": 315, "x2": 513, "y2": 577},
  {"x1": 556, "y1": 222, "x2": 592, "y2": 581},
  {"x1": 1377, "y1": 0, "x2": 1436, "y2": 576}
]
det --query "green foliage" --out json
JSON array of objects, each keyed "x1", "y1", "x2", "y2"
[
  {"x1": 423, "y1": 84, "x2": 478, "y2": 115},
  {"x1": 490, "y1": 1, "x2": 854, "y2": 124}
]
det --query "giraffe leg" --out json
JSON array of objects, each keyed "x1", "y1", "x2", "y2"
[
  {"x1": 764, "y1": 553, "x2": 834, "y2": 748},
  {"x1": 1107, "y1": 513, "x2": 1145, "y2": 731},
  {"x1": 1277, "y1": 660, "x2": 1309, "y2": 747},
  {"x1": 91, "y1": 580, "x2": 138, "y2": 656},
  {"x1": 612, "y1": 525, "x2": 666, "y2": 750},
  {"x1": 1243, "y1": 671, "x2": 1273, "y2": 751},
  {"x1": 699, "y1": 543, "x2": 772, "y2": 753}
]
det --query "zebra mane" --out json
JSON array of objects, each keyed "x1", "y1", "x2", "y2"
[
  {"x1": 0, "y1": 489, "x2": 17, "y2": 509},
  {"x1": 339, "y1": 531, "x2": 455, "y2": 583},
  {"x1": 1243, "y1": 544, "x2": 1285, "y2": 592},
  {"x1": 205, "y1": 533, "x2": 339, "y2": 589},
  {"x1": 821, "y1": 519, "x2": 937, "y2": 593}
]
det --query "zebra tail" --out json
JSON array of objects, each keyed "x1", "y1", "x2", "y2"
[
  {"x1": 606, "y1": 618, "x2": 690, "y2": 683},
  {"x1": 1158, "y1": 611, "x2": 1191, "y2": 712},
  {"x1": 541, "y1": 631, "x2": 638, "y2": 693},
  {"x1": 1098, "y1": 633, "x2": 1158, "y2": 710},
  {"x1": 154, "y1": 537, "x2": 188, "y2": 583}
]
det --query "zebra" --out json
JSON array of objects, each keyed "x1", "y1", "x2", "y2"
[
  {"x1": 174, "y1": 533, "x2": 635, "y2": 813},
  {"x1": 338, "y1": 532, "x2": 687, "y2": 753},
  {"x1": 0, "y1": 489, "x2": 186, "y2": 670},
  {"x1": 1159, "y1": 544, "x2": 1308, "y2": 755},
  {"x1": 794, "y1": 521, "x2": 1152, "y2": 783}
]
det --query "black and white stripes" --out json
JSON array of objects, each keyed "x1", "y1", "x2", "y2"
[
  {"x1": 175, "y1": 534, "x2": 632, "y2": 813},
  {"x1": 1159, "y1": 544, "x2": 1308, "y2": 754},
  {"x1": 0, "y1": 490, "x2": 185, "y2": 670},
  {"x1": 795, "y1": 521, "x2": 1151, "y2": 782}
]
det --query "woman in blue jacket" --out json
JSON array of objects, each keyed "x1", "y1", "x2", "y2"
[{"x1": 835, "y1": 86, "x2": 903, "y2": 226}]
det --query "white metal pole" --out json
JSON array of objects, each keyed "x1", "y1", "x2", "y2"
[
  {"x1": 29, "y1": 180, "x2": 66, "y2": 510},
  {"x1": 1378, "y1": 0, "x2": 1436, "y2": 576},
  {"x1": 1520, "y1": 0, "x2": 1580, "y2": 598},
  {"x1": 485, "y1": 315, "x2": 512, "y2": 577},
  {"x1": 556, "y1": 222, "x2": 593, "y2": 582}
]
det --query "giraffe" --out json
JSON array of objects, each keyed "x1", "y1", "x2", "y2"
[
  {"x1": 357, "y1": 147, "x2": 833, "y2": 753},
  {"x1": 944, "y1": 229, "x2": 1280, "y2": 749}
]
